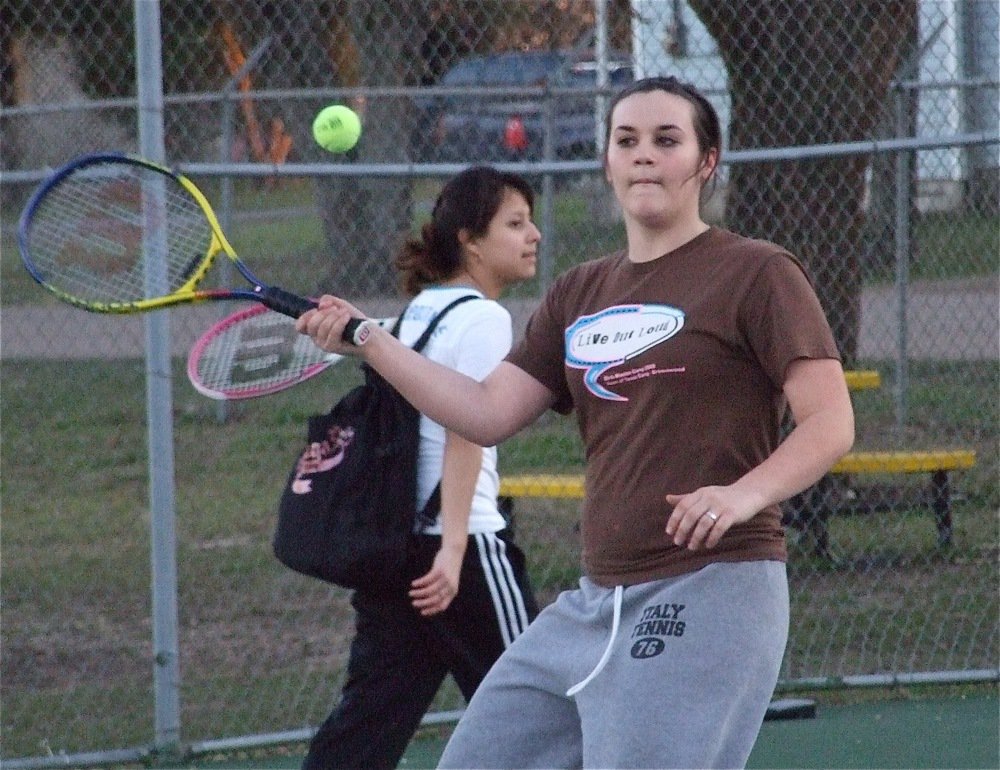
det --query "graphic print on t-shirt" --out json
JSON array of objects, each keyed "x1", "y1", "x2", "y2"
[{"x1": 565, "y1": 304, "x2": 685, "y2": 401}]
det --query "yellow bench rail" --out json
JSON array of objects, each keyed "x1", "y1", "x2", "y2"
[
  {"x1": 844, "y1": 369, "x2": 881, "y2": 391},
  {"x1": 499, "y1": 474, "x2": 584, "y2": 498},
  {"x1": 499, "y1": 451, "x2": 976, "y2": 499},
  {"x1": 831, "y1": 449, "x2": 975, "y2": 474}
]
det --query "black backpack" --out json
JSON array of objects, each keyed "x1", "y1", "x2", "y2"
[{"x1": 272, "y1": 295, "x2": 477, "y2": 590}]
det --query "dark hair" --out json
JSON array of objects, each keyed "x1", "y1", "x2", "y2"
[
  {"x1": 603, "y1": 76, "x2": 722, "y2": 186},
  {"x1": 395, "y1": 165, "x2": 535, "y2": 296}
]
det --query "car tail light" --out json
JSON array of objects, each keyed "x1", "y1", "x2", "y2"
[{"x1": 504, "y1": 116, "x2": 528, "y2": 152}]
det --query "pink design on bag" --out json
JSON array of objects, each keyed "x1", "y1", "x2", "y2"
[{"x1": 290, "y1": 425, "x2": 355, "y2": 494}]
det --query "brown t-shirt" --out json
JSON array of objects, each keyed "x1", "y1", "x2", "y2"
[{"x1": 507, "y1": 227, "x2": 841, "y2": 586}]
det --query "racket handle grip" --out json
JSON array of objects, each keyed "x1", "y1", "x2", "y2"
[
  {"x1": 255, "y1": 287, "x2": 317, "y2": 318},
  {"x1": 342, "y1": 318, "x2": 370, "y2": 345},
  {"x1": 257, "y1": 287, "x2": 365, "y2": 345}
]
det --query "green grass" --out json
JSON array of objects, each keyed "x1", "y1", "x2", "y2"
[
  {"x1": 867, "y1": 212, "x2": 1000, "y2": 283},
  {"x1": 8, "y1": 682, "x2": 155, "y2": 756},
  {"x1": 0, "y1": 354, "x2": 380, "y2": 753},
  {"x1": 498, "y1": 411, "x2": 584, "y2": 472}
]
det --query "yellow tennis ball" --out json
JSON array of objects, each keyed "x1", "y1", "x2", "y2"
[{"x1": 312, "y1": 105, "x2": 362, "y2": 153}]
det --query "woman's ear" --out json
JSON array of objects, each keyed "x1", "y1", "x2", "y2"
[
  {"x1": 457, "y1": 228, "x2": 478, "y2": 257},
  {"x1": 701, "y1": 148, "x2": 719, "y2": 182}
]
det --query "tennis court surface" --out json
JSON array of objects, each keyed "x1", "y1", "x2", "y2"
[
  {"x1": 188, "y1": 690, "x2": 998, "y2": 769},
  {"x1": 398, "y1": 692, "x2": 1000, "y2": 769}
]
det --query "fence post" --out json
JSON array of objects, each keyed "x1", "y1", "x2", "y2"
[
  {"x1": 593, "y1": 0, "x2": 609, "y2": 157},
  {"x1": 892, "y1": 81, "x2": 913, "y2": 432},
  {"x1": 134, "y1": 0, "x2": 182, "y2": 759}
]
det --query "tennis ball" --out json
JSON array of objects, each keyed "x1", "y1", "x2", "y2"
[{"x1": 312, "y1": 104, "x2": 362, "y2": 154}]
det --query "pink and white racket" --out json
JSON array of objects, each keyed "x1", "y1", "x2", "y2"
[{"x1": 187, "y1": 304, "x2": 395, "y2": 400}]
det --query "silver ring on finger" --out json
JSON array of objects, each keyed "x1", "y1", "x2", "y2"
[{"x1": 705, "y1": 510, "x2": 719, "y2": 522}]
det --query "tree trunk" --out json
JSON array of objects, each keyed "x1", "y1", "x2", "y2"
[
  {"x1": 690, "y1": 0, "x2": 918, "y2": 364},
  {"x1": 314, "y1": 1, "x2": 427, "y2": 299},
  {"x1": 216, "y1": 0, "x2": 418, "y2": 298}
]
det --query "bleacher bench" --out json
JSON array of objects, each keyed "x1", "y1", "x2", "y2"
[
  {"x1": 498, "y1": 449, "x2": 976, "y2": 559},
  {"x1": 796, "y1": 449, "x2": 977, "y2": 556}
]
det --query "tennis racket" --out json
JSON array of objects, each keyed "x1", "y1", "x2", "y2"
[
  {"x1": 188, "y1": 304, "x2": 396, "y2": 400},
  {"x1": 17, "y1": 152, "x2": 363, "y2": 339}
]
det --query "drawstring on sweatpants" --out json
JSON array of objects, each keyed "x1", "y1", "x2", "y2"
[{"x1": 566, "y1": 584, "x2": 623, "y2": 696}]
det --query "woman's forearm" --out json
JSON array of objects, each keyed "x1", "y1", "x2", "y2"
[
  {"x1": 438, "y1": 431, "x2": 482, "y2": 552},
  {"x1": 732, "y1": 358, "x2": 855, "y2": 512},
  {"x1": 730, "y1": 406, "x2": 855, "y2": 513},
  {"x1": 362, "y1": 324, "x2": 553, "y2": 445}
]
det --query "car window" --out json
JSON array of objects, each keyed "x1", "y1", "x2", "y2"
[
  {"x1": 441, "y1": 53, "x2": 566, "y2": 87},
  {"x1": 508, "y1": 54, "x2": 565, "y2": 84},
  {"x1": 563, "y1": 63, "x2": 633, "y2": 89},
  {"x1": 440, "y1": 60, "x2": 485, "y2": 87}
]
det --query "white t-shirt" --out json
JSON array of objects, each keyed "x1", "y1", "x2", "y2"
[{"x1": 397, "y1": 286, "x2": 511, "y2": 534}]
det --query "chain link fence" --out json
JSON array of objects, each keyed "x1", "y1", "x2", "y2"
[{"x1": 2, "y1": 0, "x2": 997, "y2": 764}]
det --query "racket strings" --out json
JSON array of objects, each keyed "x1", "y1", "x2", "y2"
[
  {"x1": 193, "y1": 311, "x2": 329, "y2": 396},
  {"x1": 26, "y1": 163, "x2": 214, "y2": 305}
]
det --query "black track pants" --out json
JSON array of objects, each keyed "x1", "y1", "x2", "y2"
[{"x1": 302, "y1": 529, "x2": 538, "y2": 770}]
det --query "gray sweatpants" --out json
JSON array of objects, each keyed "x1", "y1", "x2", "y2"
[{"x1": 438, "y1": 560, "x2": 789, "y2": 769}]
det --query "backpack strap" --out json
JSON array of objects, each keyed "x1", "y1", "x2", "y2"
[
  {"x1": 420, "y1": 485, "x2": 442, "y2": 524},
  {"x1": 404, "y1": 294, "x2": 480, "y2": 353}
]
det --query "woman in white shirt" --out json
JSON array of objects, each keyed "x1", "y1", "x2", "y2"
[{"x1": 302, "y1": 166, "x2": 541, "y2": 770}]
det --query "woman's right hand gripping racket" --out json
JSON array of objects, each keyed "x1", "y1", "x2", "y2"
[
  {"x1": 16, "y1": 151, "x2": 366, "y2": 341},
  {"x1": 188, "y1": 305, "x2": 396, "y2": 400}
]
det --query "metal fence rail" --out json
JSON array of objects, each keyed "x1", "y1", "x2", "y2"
[{"x1": 2, "y1": 0, "x2": 997, "y2": 764}]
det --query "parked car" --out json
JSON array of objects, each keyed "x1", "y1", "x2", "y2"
[{"x1": 415, "y1": 50, "x2": 634, "y2": 163}]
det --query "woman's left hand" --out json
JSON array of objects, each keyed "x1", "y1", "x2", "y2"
[
  {"x1": 664, "y1": 486, "x2": 761, "y2": 550},
  {"x1": 409, "y1": 546, "x2": 464, "y2": 616}
]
